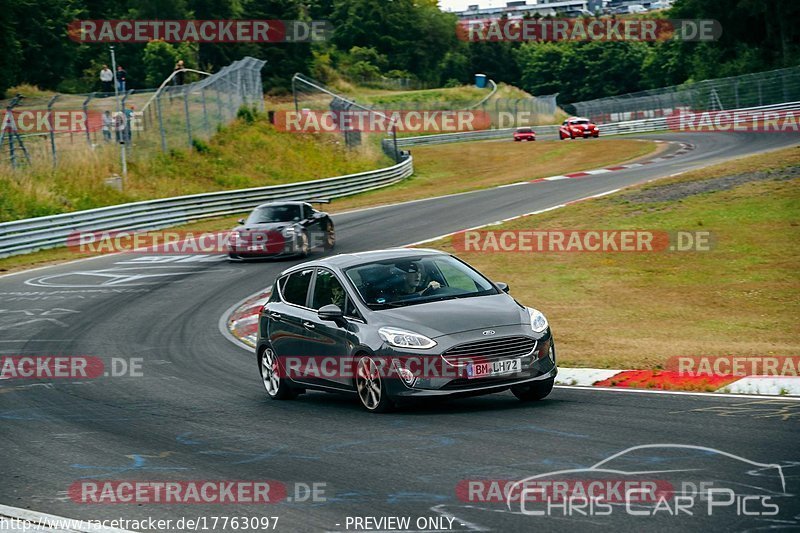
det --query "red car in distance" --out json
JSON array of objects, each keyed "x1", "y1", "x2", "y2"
[
  {"x1": 513, "y1": 127, "x2": 536, "y2": 141},
  {"x1": 559, "y1": 117, "x2": 600, "y2": 139}
]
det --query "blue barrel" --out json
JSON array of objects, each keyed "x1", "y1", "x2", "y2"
[{"x1": 474, "y1": 74, "x2": 487, "y2": 88}]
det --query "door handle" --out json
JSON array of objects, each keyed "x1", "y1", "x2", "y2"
[
  {"x1": 302, "y1": 321, "x2": 316, "y2": 330},
  {"x1": 269, "y1": 312, "x2": 282, "y2": 320}
]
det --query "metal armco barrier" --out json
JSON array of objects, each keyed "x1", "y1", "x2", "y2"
[{"x1": 0, "y1": 156, "x2": 413, "y2": 258}]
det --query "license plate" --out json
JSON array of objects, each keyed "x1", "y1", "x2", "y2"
[
  {"x1": 247, "y1": 244, "x2": 265, "y2": 251},
  {"x1": 466, "y1": 358, "x2": 521, "y2": 379}
]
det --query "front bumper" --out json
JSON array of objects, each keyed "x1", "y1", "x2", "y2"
[
  {"x1": 380, "y1": 327, "x2": 557, "y2": 398},
  {"x1": 228, "y1": 234, "x2": 302, "y2": 258}
]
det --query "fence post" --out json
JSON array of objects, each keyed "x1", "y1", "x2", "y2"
[
  {"x1": 47, "y1": 95, "x2": 59, "y2": 167},
  {"x1": 83, "y1": 93, "x2": 95, "y2": 146},
  {"x1": 201, "y1": 87, "x2": 210, "y2": 133},
  {"x1": 183, "y1": 87, "x2": 193, "y2": 148},
  {"x1": 156, "y1": 92, "x2": 167, "y2": 152}
]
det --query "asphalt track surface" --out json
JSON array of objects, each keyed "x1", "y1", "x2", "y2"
[{"x1": 1, "y1": 132, "x2": 799, "y2": 532}]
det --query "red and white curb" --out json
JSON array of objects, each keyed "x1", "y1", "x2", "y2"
[
  {"x1": 557, "y1": 368, "x2": 800, "y2": 396},
  {"x1": 493, "y1": 141, "x2": 694, "y2": 188},
  {"x1": 224, "y1": 295, "x2": 799, "y2": 397}
]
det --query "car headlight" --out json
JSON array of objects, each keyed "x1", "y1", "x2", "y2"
[
  {"x1": 527, "y1": 307, "x2": 549, "y2": 333},
  {"x1": 379, "y1": 327, "x2": 437, "y2": 349},
  {"x1": 281, "y1": 226, "x2": 296, "y2": 237}
]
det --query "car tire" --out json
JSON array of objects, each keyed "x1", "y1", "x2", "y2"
[
  {"x1": 227, "y1": 252, "x2": 240, "y2": 261},
  {"x1": 356, "y1": 355, "x2": 393, "y2": 413},
  {"x1": 569, "y1": 132, "x2": 575, "y2": 140},
  {"x1": 511, "y1": 377, "x2": 554, "y2": 402},
  {"x1": 324, "y1": 223, "x2": 336, "y2": 250},
  {"x1": 259, "y1": 347, "x2": 297, "y2": 400}
]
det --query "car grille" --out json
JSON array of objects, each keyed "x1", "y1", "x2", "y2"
[{"x1": 442, "y1": 336, "x2": 536, "y2": 366}]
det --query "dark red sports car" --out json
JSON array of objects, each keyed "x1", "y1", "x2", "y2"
[{"x1": 513, "y1": 127, "x2": 536, "y2": 141}]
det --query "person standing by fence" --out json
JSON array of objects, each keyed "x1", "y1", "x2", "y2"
[
  {"x1": 100, "y1": 65, "x2": 113, "y2": 94},
  {"x1": 102, "y1": 110, "x2": 112, "y2": 141},
  {"x1": 116, "y1": 65, "x2": 127, "y2": 93},
  {"x1": 174, "y1": 60, "x2": 185, "y2": 86}
]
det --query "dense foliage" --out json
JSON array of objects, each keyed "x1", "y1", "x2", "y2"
[{"x1": 0, "y1": 0, "x2": 797, "y2": 103}]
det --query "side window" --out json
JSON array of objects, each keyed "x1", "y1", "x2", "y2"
[
  {"x1": 281, "y1": 269, "x2": 314, "y2": 306},
  {"x1": 343, "y1": 295, "x2": 361, "y2": 320},
  {"x1": 311, "y1": 269, "x2": 347, "y2": 310}
]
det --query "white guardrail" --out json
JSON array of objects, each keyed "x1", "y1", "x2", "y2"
[
  {"x1": 2, "y1": 100, "x2": 798, "y2": 258},
  {"x1": 0, "y1": 156, "x2": 413, "y2": 258}
]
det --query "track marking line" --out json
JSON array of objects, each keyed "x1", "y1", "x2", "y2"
[
  {"x1": 0, "y1": 504, "x2": 134, "y2": 532},
  {"x1": 554, "y1": 384, "x2": 800, "y2": 401}
]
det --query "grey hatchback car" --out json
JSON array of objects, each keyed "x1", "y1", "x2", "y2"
[{"x1": 256, "y1": 248, "x2": 556, "y2": 412}]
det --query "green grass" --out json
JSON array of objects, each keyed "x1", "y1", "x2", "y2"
[
  {"x1": 0, "y1": 115, "x2": 390, "y2": 222},
  {"x1": 425, "y1": 146, "x2": 800, "y2": 369}
]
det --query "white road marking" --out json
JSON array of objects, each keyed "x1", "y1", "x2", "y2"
[
  {"x1": 555, "y1": 384, "x2": 800, "y2": 401},
  {"x1": 0, "y1": 504, "x2": 134, "y2": 532}
]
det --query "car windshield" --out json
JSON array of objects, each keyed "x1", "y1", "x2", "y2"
[
  {"x1": 517, "y1": 128, "x2": 533, "y2": 133},
  {"x1": 571, "y1": 120, "x2": 590, "y2": 125},
  {"x1": 345, "y1": 255, "x2": 498, "y2": 309},
  {"x1": 247, "y1": 205, "x2": 302, "y2": 224}
]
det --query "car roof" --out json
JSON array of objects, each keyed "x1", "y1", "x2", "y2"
[
  {"x1": 253, "y1": 201, "x2": 308, "y2": 209},
  {"x1": 280, "y1": 248, "x2": 446, "y2": 274},
  {"x1": 568, "y1": 117, "x2": 591, "y2": 122}
]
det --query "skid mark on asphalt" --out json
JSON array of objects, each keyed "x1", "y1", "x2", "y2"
[
  {"x1": 0, "y1": 308, "x2": 80, "y2": 330},
  {"x1": 321, "y1": 424, "x2": 588, "y2": 454},
  {"x1": 176, "y1": 432, "x2": 321, "y2": 463},
  {"x1": 71, "y1": 452, "x2": 188, "y2": 479},
  {"x1": 669, "y1": 399, "x2": 800, "y2": 421}
]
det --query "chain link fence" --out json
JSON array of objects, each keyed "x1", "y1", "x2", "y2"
[
  {"x1": 567, "y1": 66, "x2": 800, "y2": 123},
  {"x1": 0, "y1": 57, "x2": 265, "y2": 172},
  {"x1": 289, "y1": 73, "x2": 559, "y2": 151},
  {"x1": 291, "y1": 73, "x2": 402, "y2": 161}
]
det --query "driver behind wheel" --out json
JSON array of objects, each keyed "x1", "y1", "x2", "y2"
[{"x1": 397, "y1": 261, "x2": 440, "y2": 297}]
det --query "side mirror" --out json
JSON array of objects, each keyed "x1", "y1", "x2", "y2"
[
  {"x1": 237, "y1": 218, "x2": 245, "y2": 225},
  {"x1": 318, "y1": 304, "x2": 344, "y2": 321},
  {"x1": 496, "y1": 282, "x2": 510, "y2": 293}
]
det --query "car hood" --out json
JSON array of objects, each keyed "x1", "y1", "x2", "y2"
[
  {"x1": 374, "y1": 293, "x2": 528, "y2": 338},
  {"x1": 234, "y1": 222, "x2": 296, "y2": 233}
]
